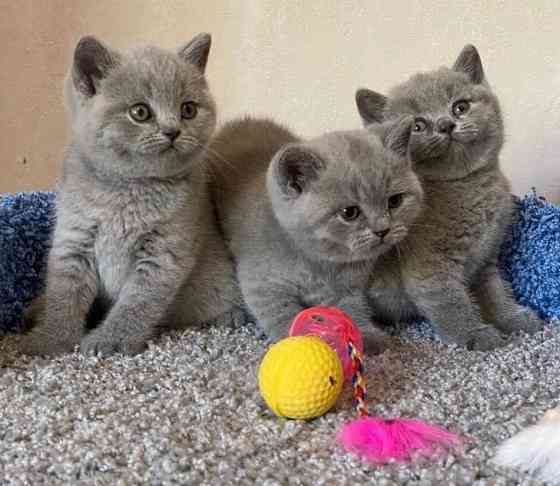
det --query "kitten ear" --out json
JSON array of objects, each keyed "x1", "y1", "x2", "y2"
[
  {"x1": 72, "y1": 36, "x2": 119, "y2": 97},
  {"x1": 272, "y1": 144, "x2": 326, "y2": 197},
  {"x1": 178, "y1": 33, "x2": 212, "y2": 72},
  {"x1": 453, "y1": 44, "x2": 485, "y2": 84},
  {"x1": 384, "y1": 116, "x2": 414, "y2": 158},
  {"x1": 356, "y1": 88, "x2": 387, "y2": 125}
]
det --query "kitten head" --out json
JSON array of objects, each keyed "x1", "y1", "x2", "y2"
[
  {"x1": 356, "y1": 45, "x2": 503, "y2": 181},
  {"x1": 65, "y1": 33, "x2": 216, "y2": 179},
  {"x1": 267, "y1": 117, "x2": 424, "y2": 264}
]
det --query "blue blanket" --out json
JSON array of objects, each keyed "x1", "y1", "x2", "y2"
[{"x1": 1, "y1": 191, "x2": 558, "y2": 333}]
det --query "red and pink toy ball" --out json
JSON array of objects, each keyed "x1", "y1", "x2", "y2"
[{"x1": 289, "y1": 306, "x2": 363, "y2": 381}]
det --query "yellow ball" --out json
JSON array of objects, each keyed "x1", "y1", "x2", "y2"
[{"x1": 258, "y1": 336, "x2": 344, "y2": 420}]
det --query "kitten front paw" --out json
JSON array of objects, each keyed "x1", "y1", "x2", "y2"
[
  {"x1": 19, "y1": 327, "x2": 81, "y2": 357},
  {"x1": 465, "y1": 326, "x2": 507, "y2": 351},
  {"x1": 207, "y1": 307, "x2": 250, "y2": 329},
  {"x1": 503, "y1": 310, "x2": 545, "y2": 335},
  {"x1": 80, "y1": 330, "x2": 147, "y2": 357},
  {"x1": 21, "y1": 295, "x2": 46, "y2": 332},
  {"x1": 361, "y1": 326, "x2": 392, "y2": 355}
]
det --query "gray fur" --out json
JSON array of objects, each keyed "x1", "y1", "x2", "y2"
[
  {"x1": 357, "y1": 45, "x2": 544, "y2": 350},
  {"x1": 355, "y1": 88, "x2": 388, "y2": 124},
  {"x1": 21, "y1": 34, "x2": 243, "y2": 357},
  {"x1": 210, "y1": 117, "x2": 424, "y2": 353}
]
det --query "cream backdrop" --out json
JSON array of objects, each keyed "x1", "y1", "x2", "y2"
[{"x1": 1, "y1": 0, "x2": 560, "y2": 200}]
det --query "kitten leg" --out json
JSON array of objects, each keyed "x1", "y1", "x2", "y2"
[
  {"x1": 242, "y1": 285, "x2": 305, "y2": 344},
  {"x1": 21, "y1": 293, "x2": 46, "y2": 332},
  {"x1": 170, "y1": 232, "x2": 246, "y2": 330},
  {"x1": 406, "y1": 276, "x2": 506, "y2": 351},
  {"x1": 80, "y1": 260, "x2": 187, "y2": 357},
  {"x1": 244, "y1": 281, "x2": 390, "y2": 354},
  {"x1": 20, "y1": 245, "x2": 98, "y2": 356},
  {"x1": 331, "y1": 294, "x2": 391, "y2": 355},
  {"x1": 249, "y1": 297, "x2": 304, "y2": 343},
  {"x1": 475, "y1": 265, "x2": 544, "y2": 335}
]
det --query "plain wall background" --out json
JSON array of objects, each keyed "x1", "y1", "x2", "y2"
[{"x1": 2, "y1": 0, "x2": 560, "y2": 200}]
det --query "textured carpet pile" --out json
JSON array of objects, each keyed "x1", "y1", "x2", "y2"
[{"x1": 1, "y1": 324, "x2": 559, "y2": 485}]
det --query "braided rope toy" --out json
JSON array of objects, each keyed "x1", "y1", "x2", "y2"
[
  {"x1": 289, "y1": 306, "x2": 464, "y2": 463},
  {"x1": 348, "y1": 340, "x2": 369, "y2": 417}
]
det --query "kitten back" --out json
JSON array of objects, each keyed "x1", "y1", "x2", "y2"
[{"x1": 209, "y1": 116, "x2": 298, "y2": 179}]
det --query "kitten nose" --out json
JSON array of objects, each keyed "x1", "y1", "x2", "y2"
[
  {"x1": 436, "y1": 118, "x2": 456, "y2": 134},
  {"x1": 163, "y1": 129, "x2": 181, "y2": 141},
  {"x1": 374, "y1": 228, "x2": 390, "y2": 239}
]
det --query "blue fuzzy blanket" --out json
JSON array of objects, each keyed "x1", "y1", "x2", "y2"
[{"x1": 1, "y1": 191, "x2": 559, "y2": 333}]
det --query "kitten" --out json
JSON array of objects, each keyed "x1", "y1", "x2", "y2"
[
  {"x1": 210, "y1": 116, "x2": 424, "y2": 353},
  {"x1": 21, "y1": 33, "x2": 243, "y2": 357},
  {"x1": 356, "y1": 45, "x2": 544, "y2": 350}
]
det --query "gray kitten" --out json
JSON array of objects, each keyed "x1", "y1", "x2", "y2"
[
  {"x1": 21, "y1": 34, "x2": 243, "y2": 357},
  {"x1": 356, "y1": 45, "x2": 544, "y2": 350},
  {"x1": 210, "y1": 117, "x2": 424, "y2": 353}
]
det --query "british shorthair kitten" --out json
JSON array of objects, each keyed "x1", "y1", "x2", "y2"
[
  {"x1": 357, "y1": 45, "x2": 544, "y2": 349},
  {"x1": 21, "y1": 34, "x2": 243, "y2": 357},
  {"x1": 210, "y1": 116, "x2": 424, "y2": 353}
]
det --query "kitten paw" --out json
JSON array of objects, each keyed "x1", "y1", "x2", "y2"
[
  {"x1": 260, "y1": 327, "x2": 288, "y2": 346},
  {"x1": 19, "y1": 328, "x2": 81, "y2": 357},
  {"x1": 466, "y1": 326, "x2": 507, "y2": 351},
  {"x1": 80, "y1": 331, "x2": 147, "y2": 357},
  {"x1": 498, "y1": 310, "x2": 545, "y2": 335},
  {"x1": 207, "y1": 307, "x2": 250, "y2": 329},
  {"x1": 361, "y1": 327, "x2": 391, "y2": 355}
]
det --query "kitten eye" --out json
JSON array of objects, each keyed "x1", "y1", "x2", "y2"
[
  {"x1": 339, "y1": 206, "x2": 361, "y2": 222},
  {"x1": 413, "y1": 118, "x2": 427, "y2": 133},
  {"x1": 129, "y1": 103, "x2": 152, "y2": 122},
  {"x1": 388, "y1": 193, "x2": 405, "y2": 210},
  {"x1": 452, "y1": 100, "x2": 470, "y2": 117},
  {"x1": 181, "y1": 101, "x2": 198, "y2": 120}
]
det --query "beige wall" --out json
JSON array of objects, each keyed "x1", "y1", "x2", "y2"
[{"x1": 2, "y1": 0, "x2": 560, "y2": 200}]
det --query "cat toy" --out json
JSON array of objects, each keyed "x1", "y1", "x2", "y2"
[{"x1": 258, "y1": 306, "x2": 463, "y2": 463}]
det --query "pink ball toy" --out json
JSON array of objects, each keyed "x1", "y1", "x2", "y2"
[{"x1": 289, "y1": 306, "x2": 363, "y2": 382}]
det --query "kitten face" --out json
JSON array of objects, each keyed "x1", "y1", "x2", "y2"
[
  {"x1": 357, "y1": 45, "x2": 504, "y2": 181},
  {"x1": 267, "y1": 120, "x2": 423, "y2": 264},
  {"x1": 66, "y1": 34, "x2": 216, "y2": 179}
]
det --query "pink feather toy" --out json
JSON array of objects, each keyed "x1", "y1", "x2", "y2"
[{"x1": 289, "y1": 306, "x2": 464, "y2": 463}]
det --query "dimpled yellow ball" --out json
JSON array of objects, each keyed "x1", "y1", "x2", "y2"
[{"x1": 258, "y1": 336, "x2": 344, "y2": 420}]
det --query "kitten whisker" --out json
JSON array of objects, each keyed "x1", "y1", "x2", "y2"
[
  {"x1": 410, "y1": 222, "x2": 438, "y2": 230},
  {"x1": 182, "y1": 137, "x2": 239, "y2": 173},
  {"x1": 421, "y1": 138, "x2": 447, "y2": 158},
  {"x1": 395, "y1": 242, "x2": 403, "y2": 266}
]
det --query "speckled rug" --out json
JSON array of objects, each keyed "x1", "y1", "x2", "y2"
[{"x1": 1, "y1": 324, "x2": 558, "y2": 485}]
